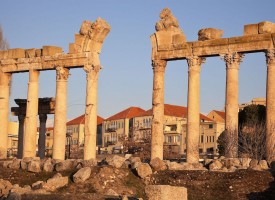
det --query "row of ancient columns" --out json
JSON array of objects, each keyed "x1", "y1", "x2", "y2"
[
  {"x1": 0, "y1": 63, "x2": 100, "y2": 160},
  {"x1": 151, "y1": 49, "x2": 275, "y2": 163}
]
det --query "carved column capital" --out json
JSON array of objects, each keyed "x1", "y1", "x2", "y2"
[
  {"x1": 152, "y1": 60, "x2": 167, "y2": 73},
  {"x1": 265, "y1": 49, "x2": 275, "y2": 65},
  {"x1": 83, "y1": 65, "x2": 102, "y2": 74},
  {"x1": 186, "y1": 56, "x2": 206, "y2": 72},
  {"x1": 56, "y1": 67, "x2": 70, "y2": 81},
  {"x1": 220, "y1": 52, "x2": 244, "y2": 69}
]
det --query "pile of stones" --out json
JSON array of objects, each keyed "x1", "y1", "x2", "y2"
[{"x1": 1, "y1": 155, "x2": 274, "y2": 200}]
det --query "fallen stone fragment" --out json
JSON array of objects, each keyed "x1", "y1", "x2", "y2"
[
  {"x1": 150, "y1": 157, "x2": 167, "y2": 171},
  {"x1": 145, "y1": 185, "x2": 187, "y2": 200},
  {"x1": 27, "y1": 160, "x2": 41, "y2": 173},
  {"x1": 73, "y1": 167, "x2": 91, "y2": 183},
  {"x1": 136, "y1": 163, "x2": 152, "y2": 179}
]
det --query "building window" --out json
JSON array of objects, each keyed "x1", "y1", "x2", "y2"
[
  {"x1": 209, "y1": 124, "x2": 213, "y2": 129},
  {"x1": 168, "y1": 136, "x2": 172, "y2": 143},
  {"x1": 46, "y1": 133, "x2": 50, "y2": 137},
  {"x1": 201, "y1": 135, "x2": 204, "y2": 143}
]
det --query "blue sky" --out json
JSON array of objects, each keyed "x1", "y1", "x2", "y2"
[{"x1": 1, "y1": 0, "x2": 274, "y2": 124}]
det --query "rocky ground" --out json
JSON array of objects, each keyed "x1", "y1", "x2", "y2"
[{"x1": 0, "y1": 155, "x2": 274, "y2": 200}]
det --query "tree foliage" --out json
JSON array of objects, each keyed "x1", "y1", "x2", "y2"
[{"x1": 0, "y1": 25, "x2": 9, "y2": 50}]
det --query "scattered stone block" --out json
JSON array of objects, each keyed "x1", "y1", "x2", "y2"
[
  {"x1": 150, "y1": 157, "x2": 167, "y2": 171},
  {"x1": 198, "y1": 28, "x2": 224, "y2": 41},
  {"x1": 80, "y1": 158, "x2": 97, "y2": 168},
  {"x1": 31, "y1": 181, "x2": 44, "y2": 190},
  {"x1": 209, "y1": 160, "x2": 223, "y2": 171},
  {"x1": 10, "y1": 185, "x2": 31, "y2": 195},
  {"x1": 3, "y1": 160, "x2": 13, "y2": 168},
  {"x1": 43, "y1": 174, "x2": 69, "y2": 191},
  {"x1": 106, "y1": 155, "x2": 126, "y2": 168},
  {"x1": 259, "y1": 160, "x2": 269, "y2": 170},
  {"x1": 249, "y1": 159, "x2": 258, "y2": 168},
  {"x1": 168, "y1": 162, "x2": 185, "y2": 170},
  {"x1": 55, "y1": 160, "x2": 74, "y2": 172},
  {"x1": 136, "y1": 163, "x2": 152, "y2": 179},
  {"x1": 73, "y1": 167, "x2": 91, "y2": 183},
  {"x1": 145, "y1": 185, "x2": 187, "y2": 200},
  {"x1": 240, "y1": 157, "x2": 252, "y2": 168},
  {"x1": 27, "y1": 161, "x2": 41, "y2": 173},
  {"x1": 43, "y1": 158, "x2": 54, "y2": 172},
  {"x1": 105, "y1": 188, "x2": 119, "y2": 197},
  {"x1": 8, "y1": 159, "x2": 21, "y2": 170}
]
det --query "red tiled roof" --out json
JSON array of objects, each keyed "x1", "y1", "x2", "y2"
[
  {"x1": 67, "y1": 114, "x2": 104, "y2": 125},
  {"x1": 213, "y1": 110, "x2": 225, "y2": 120},
  {"x1": 137, "y1": 104, "x2": 213, "y2": 121},
  {"x1": 106, "y1": 107, "x2": 145, "y2": 121}
]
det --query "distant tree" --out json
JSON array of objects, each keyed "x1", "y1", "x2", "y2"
[
  {"x1": 218, "y1": 104, "x2": 267, "y2": 159},
  {"x1": 239, "y1": 104, "x2": 266, "y2": 127},
  {"x1": 0, "y1": 25, "x2": 9, "y2": 50}
]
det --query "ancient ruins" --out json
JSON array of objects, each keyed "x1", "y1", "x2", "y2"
[
  {"x1": 150, "y1": 8, "x2": 275, "y2": 163},
  {"x1": 0, "y1": 18, "x2": 110, "y2": 160}
]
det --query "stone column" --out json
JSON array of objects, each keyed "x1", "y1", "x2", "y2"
[
  {"x1": 84, "y1": 64, "x2": 101, "y2": 160},
  {"x1": 265, "y1": 49, "x2": 275, "y2": 162},
  {"x1": 17, "y1": 114, "x2": 25, "y2": 159},
  {"x1": 53, "y1": 67, "x2": 69, "y2": 160},
  {"x1": 38, "y1": 114, "x2": 47, "y2": 159},
  {"x1": 0, "y1": 71, "x2": 11, "y2": 159},
  {"x1": 221, "y1": 52, "x2": 244, "y2": 158},
  {"x1": 186, "y1": 56, "x2": 205, "y2": 163},
  {"x1": 23, "y1": 69, "x2": 40, "y2": 158},
  {"x1": 151, "y1": 59, "x2": 167, "y2": 160}
]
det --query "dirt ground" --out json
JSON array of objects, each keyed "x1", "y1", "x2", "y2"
[{"x1": 0, "y1": 164, "x2": 274, "y2": 200}]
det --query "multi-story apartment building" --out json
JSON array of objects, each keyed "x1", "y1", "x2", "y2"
[
  {"x1": 66, "y1": 114, "x2": 104, "y2": 147},
  {"x1": 133, "y1": 104, "x2": 222, "y2": 155},
  {"x1": 102, "y1": 107, "x2": 145, "y2": 148},
  {"x1": 45, "y1": 127, "x2": 54, "y2": 156},
  {"x1": 239, "y1": 97, "x2": 266, "y2": 110}
]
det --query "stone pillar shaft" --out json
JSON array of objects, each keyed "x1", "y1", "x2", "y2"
[
  {"x1": 84, "y1": 65, "x2": 100, "y2": 160},
  {"x1": 17, "y1": 115, "x2": 25, "y2": 159},
  {"x1": 266, "y1": 49, "x2": 275, "y2": 162},
  {"x1": 53, "y1": 67, "x2": 69, "y2": 160},
  {"x1": 23, "y1": 69, "x2": 40, "y2": 158},
  {"x1": 0, "y1": 71, "x2": 11, "y2": 159},
  {"x1": 151, "y1": 60, "x2": 167, "y2": 160},
  {"x1": 222, "y1": 52, "x2": 243, "y2": 158},
  {"x1": 186, "y1": 56, "x2": 205, "y2": 163},
  {"x1": 38, "y1": 114, "x2": 47, "y2": 159}
]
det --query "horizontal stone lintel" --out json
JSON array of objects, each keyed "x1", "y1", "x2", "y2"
[
  {"x1": 153, "y1": 33, "x2": 275, "y2": 60},
  {"x1": 0, "y1": 53, "x2": 90, "y2": 73}
]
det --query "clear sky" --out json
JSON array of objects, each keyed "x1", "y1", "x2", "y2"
[{"x1": 1, "y1": 0, "x2": 274, "y2": 125}]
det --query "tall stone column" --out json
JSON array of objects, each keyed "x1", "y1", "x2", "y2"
[
  {"x1": 17, "y1": 114, "x2": 25, "y2": 159},
  {"x1": 38, "y1": 114, "x2": 47, "y2": 159},
  {"x1": 23, "y1": 69, "x2": 40, "y2": 158},
  {"x1": 186, "y1": 56, "x2": 205, "y2": 163},
  {"x1": 0, "y1": 71, "x2": 11, "y2": 159},
  {"x1": 53, "y1": 67, "x2": 69, "y2": 160},
  {"x1": 151, "y1": 59, "x2": 167, "y2": 160},
  {"x1": 265, "y1": 49, "x2": 275, "y2": 162},
  {"x1": 84, "y1": 64, "x2": 101, "y2": 160},
  {"x1": 221, "y1": 52, "x2": 244, "y2": 158}
]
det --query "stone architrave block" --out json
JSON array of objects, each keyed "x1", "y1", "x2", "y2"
[
  {"x1": 0, "y1": 50, "x2": 8, "y2": 59},
  {"x1": 258, "y1": 21, "x2": 275, "y2": 34},
  {"x1": 244, "y1": 24, "x2": 259, "y2": 35},
  {"x1": 25, "y1": 49, "x2": 36, "y2": 58},
  {"x1": 7, "y1": 48, "x2": 25, "y2": 59},
  {"x1": 74, "y1": 34, "x2": 86, "y2": 47},
  {"x1": 42, "y1": 46, "x2": 63, "y2": 56},
  {"x1": 145, "y1": 185, "x2": 187, "y2": 200},
  {"x1": 69, "y1": 43, "x2": 81, "y2": 54}
]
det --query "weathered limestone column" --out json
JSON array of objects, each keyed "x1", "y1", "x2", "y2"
[
  {"x1": 265, "y1": 49, "x2": 275, "y2": 162},
  {"x1": 38, "y1": 114, "x2": 47, "y2": 159},
  {"x1": 84, "y1": 64, "x2": 101, "y2": 160},
  {"x1": 53, "y1": 67, "x2": 69, "y2": 160},
  {"x1": 23, "y1": 69, "x2": 40, "y2": 158},
  {"x1": 186, "y1": 56, "x2": 205, "y2": 163},
  {"x1": 17, "y1": 114, "x2": 25, "y2": 159},
  {"x1": 151, "y1": 59, "x2": 167, "y2": 160},
  {"x1": 221, "y1": 52, "x2": 244, "y2": 158},
  {"x1": 0, "y1": 71, "x2": 11, "y2": 159}
]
